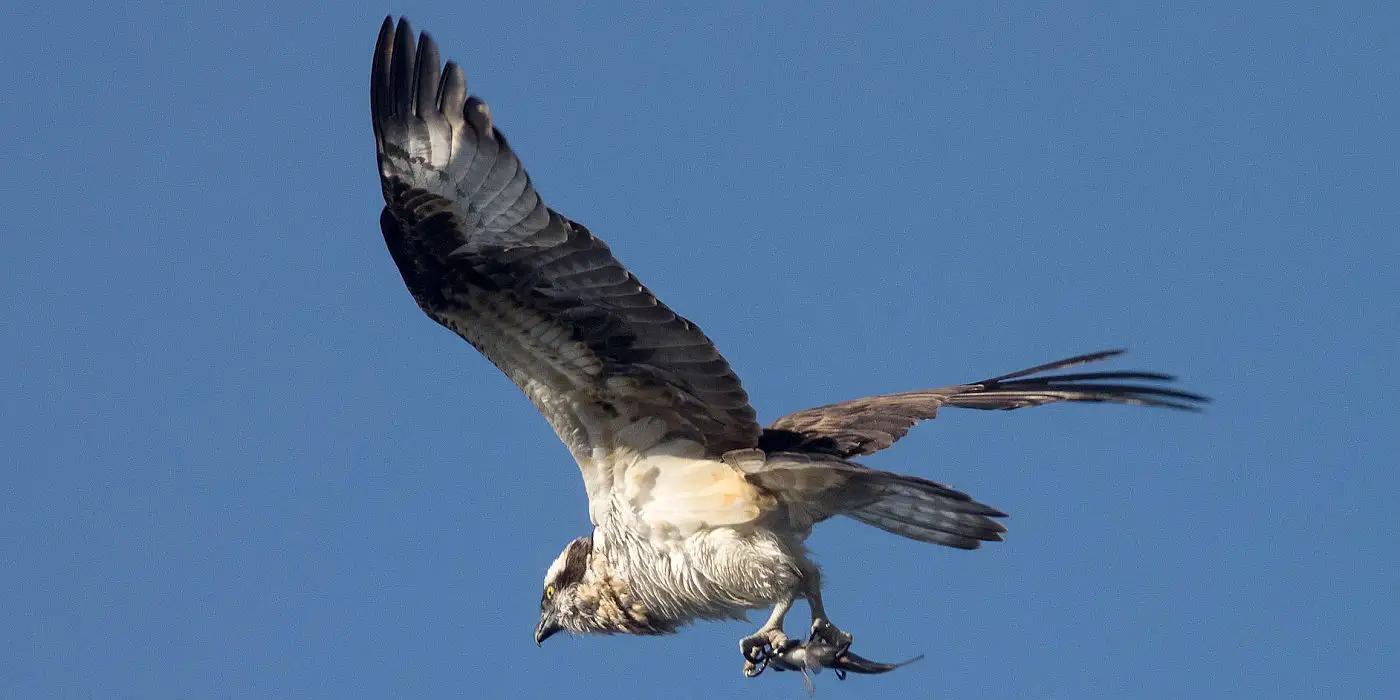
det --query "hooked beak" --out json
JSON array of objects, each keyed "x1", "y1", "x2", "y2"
[{"x1": 534, "y1": 615, "x2": 562, "y2": 646}]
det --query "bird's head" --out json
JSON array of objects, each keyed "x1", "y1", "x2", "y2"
[{"x1": 534, "y1": 535, "x2": 600, "y2": 645}]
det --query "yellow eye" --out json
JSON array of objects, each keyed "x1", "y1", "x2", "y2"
[{"x1": 544, "y1": 585, "x2": 556, "y2": 600}]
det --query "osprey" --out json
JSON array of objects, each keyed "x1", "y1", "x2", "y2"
[{"x1": 369, "y1": 17, "x2": 1205, "y2": 679}]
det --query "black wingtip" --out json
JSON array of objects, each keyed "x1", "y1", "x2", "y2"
[
  {"x1": 370, "y1": 18, "x2": 398, "y2": 144},
  {"x1": 414, "y1": 31, "x2": 441, "y2": 116},
  {"x1": 975, "y1": 349, "x2": 1211, "y2": 412},
  {"x1": 372, "y1": 18, "x2": 450, "y2": 127},
  {"x1": 983, "y1": 349, "x2": 1127, "y2": 383},
  {"x1": 390, "y1": 19, "x2": 416, "y2": 117}
]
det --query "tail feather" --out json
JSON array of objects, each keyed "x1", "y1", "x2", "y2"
[
  {"x1": 843, "y1": 472, "x2": 1007, "y2": 549},
  {"x1": 750, "y1": 452, "x2": 1009, "y2": 550},
  {"x1": 846, "y1": 508, "x2": 999, "y2": 549}
]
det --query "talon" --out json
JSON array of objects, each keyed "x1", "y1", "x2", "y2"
[
  {"x1": 739, "y1": 627, "x2": 791, "y2": 675},
  {"x1": 739, "y1": 637, "x2": 767, "y2": 665},
  {"x1": 809, "y1": 617, "x2": 853, "y2": 650},
  {"x1": 744, "y1": 616, "x2": 921, "y2": 679}
]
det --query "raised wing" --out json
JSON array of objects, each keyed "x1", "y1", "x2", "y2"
[
  {"x1": 761, "y1": 350, "x2": 1208, "y2": 458},
  {"x1": 370, "y1": 18, "x2": 761, "y2": 507}
]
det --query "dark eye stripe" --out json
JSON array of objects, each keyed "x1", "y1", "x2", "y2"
[
  {"x1": 542, "y1": 534, "x2": 593, "y2": 601},
  {"x1": 550, "y1": 536, "x2": 593, "y2": 590}
]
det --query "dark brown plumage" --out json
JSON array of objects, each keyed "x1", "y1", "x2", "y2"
[
  {"x1": 762, "y1": 350, "x2": 1208, "y2": 458},
  {"x1": 371, "y1": 17, "x2": 759, "y2": 463}
]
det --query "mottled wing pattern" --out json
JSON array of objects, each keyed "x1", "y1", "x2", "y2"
[
  {"x1": 762, "y1": 350, "x2": 1208, "y2": 458},
  {"x1": 370, "y1": 18, "x2": 761, "y2": 507}
]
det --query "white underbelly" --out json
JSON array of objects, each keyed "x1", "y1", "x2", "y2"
[{"x1": 601, "y1": 517, "x2": 801, "y2": 623}]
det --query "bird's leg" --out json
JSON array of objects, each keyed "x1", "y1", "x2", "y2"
[
  {"x1": 802, "y1": 568, "x2": 853, "y2": 651},
  {"x1": 756, "y1": 565, "x2": 922, "y2": 680},
  {"x1": 739, "y1": 594, "x2": 796, "y2": 677}
]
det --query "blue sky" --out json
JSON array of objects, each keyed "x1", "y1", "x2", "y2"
[{"x1": 3, "y1": 1, "x2": 1396, "y2": 697}]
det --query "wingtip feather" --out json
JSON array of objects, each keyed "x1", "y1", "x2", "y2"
[
  {"x1": 983, "y1": 348, "x2": 1127, "y2": 383},
  {"x1": 370, "y1": 17, "x2": 398, "y2": 137},
  {"x1": 390, "y1": 19, "x2": 417, "y2": 118},
  {"x1": 438, "y1": 60, "x2": 466, "y2": 113},
  {"x1": 414, "y1": 31, "x2": 441, "y2": 117}
]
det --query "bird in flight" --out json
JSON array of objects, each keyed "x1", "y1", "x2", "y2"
[{"x1": 369, "y1": 16, "x2": 1206, "y2": 681}]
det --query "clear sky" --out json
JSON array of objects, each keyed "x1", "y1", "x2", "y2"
[{"x1": 3, "y1": 1, "x2": 1396, "y2": 698}]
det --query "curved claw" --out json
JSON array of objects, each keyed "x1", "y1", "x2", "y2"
[
  {"x1": 741, "y1": 643, "x2": 766, "y2": 665},
  {"x1": 809, "y1": 617, "x2": 852, "y2": 648},
  {"x1": 740, "y1": 629, "x2": 796, "y2": 678}
]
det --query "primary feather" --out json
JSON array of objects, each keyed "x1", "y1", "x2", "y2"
[
  {"x1": 371, "y1": 18, "x2": 760, "y2": 518},
  {"x1": 762, "y1": 350, "x2": 1208, "y2": 458}
]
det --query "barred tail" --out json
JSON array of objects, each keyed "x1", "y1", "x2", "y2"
[{"x1": 842, "y1": 471, "x2": 1008, "y2": 550}]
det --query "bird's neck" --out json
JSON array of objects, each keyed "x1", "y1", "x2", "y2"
[{"x1": 577, "y1": 558, "x2": 675, "y2": 636}]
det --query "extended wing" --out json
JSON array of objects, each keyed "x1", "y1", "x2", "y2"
[
  {"x1": 370, "y1": 18, "x2": 761, "y2": 512},
  {"x1": 761, "y1": 350, "x2": 1208, "y2": 458}
]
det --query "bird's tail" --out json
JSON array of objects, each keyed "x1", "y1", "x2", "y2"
[
  {"x1": 749, "y1": 455, "x2": 1007, "y2": 550},
  {"x1": 839, "y1": 470, "x2": 1008, "y2": 550}
]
